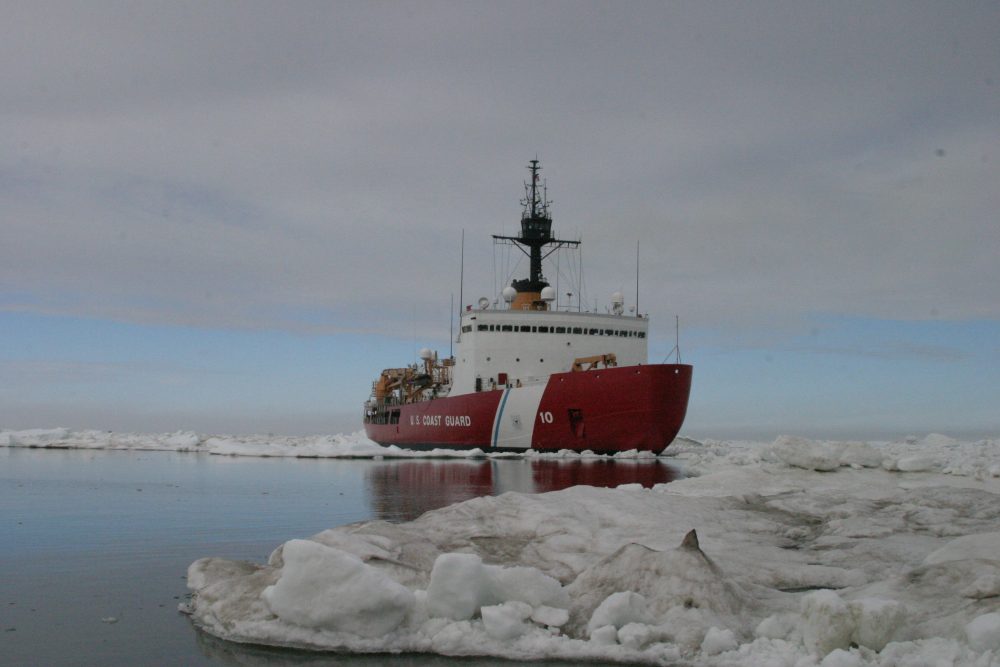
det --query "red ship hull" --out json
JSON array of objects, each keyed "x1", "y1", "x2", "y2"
[{"x1": 364, "y1": 364, "x2": 692, "y2": 454}]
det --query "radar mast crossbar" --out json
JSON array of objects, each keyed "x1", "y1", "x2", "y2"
[{"x1": 492, "y1": 159, "x2": 579, "y2": 295}]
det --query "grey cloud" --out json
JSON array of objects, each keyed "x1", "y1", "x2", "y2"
[{"x1": 2, "y1": 1, "x2": 998, "y2": 339}]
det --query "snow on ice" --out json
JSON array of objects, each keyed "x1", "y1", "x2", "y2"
[
  {"x1": 168, "y1": 433, "x2": 1000, "y2": 665},
  {"x1": 4, "y1": 427, "x2": 1000, "y2": 664}
]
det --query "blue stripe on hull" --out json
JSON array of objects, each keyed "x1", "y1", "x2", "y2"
[{"x1": 491, "y1": 387, "x2": 512, "y2": 448}]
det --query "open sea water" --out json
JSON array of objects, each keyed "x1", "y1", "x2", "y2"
[{"x1": 1, "y1": 447, "x2": 679, "y2": 666}]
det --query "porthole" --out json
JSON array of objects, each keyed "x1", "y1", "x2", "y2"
[
  {"x1": 539, "y1": 358, "x2": 544, "y2": 363},
  {"x1": 516, "y1": 357, "x2": 520, "y2": 362}
]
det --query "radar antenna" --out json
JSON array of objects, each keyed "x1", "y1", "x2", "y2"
[{"x1": 493, "y1": 160, "x2": 580, "y2": 308}]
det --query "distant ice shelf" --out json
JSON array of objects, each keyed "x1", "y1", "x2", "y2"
[{"x1": 0, "y1": 427, "x2": 661, "y2": 459}]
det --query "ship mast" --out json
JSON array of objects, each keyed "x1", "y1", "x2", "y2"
[{"x1": 493, "y1": 159, "x2": 580, "y2": 310}]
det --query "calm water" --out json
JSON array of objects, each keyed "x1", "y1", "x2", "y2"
[{"x1": 1, "y1": 447, "x2": 679, "y2": 666}]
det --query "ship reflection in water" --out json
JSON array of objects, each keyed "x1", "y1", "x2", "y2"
[{"x1": 365, "y1": 458, "x2": 681, "y2": 522}]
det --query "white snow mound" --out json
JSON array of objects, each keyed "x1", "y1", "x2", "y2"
[{"x1": 174, "y1": 431, "x2": 1000, "y2": 665}]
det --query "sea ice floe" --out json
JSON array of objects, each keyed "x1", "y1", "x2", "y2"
[
  {"x1": 8, "y1": 427, "x2": 1000, "y2": 664},
  {"x1": 182, "y1": 433, "x2": 1000, "y2": 665}
]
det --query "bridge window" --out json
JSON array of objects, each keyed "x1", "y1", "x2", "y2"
[
  {"x1": 520, "y1": 325, "x2": 531, "y2": 332},
  {"x1": 638, "y1": 332, "x2": 646, "y2": 339},
  {"x1": 572, "y1": 327, "x2": 582, "y2": 334},
  {"x1": 477, "y1": 324, "x2": 488, "y2": 331},
  {"x1": 462, "y1": 325, "x2": 472, "y2": 333},
  {"x1": 538, "y1": 325, "x2": 549, "y2": 333},
  {"x1": 501, "y1": 325, "x2": 513, "y2": 332}
]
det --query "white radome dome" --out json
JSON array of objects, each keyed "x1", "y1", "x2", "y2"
[
  {"x1": 502, "y1": 286, "x2": 517, "y2": 303},
  {"x1": 611, "y1": 291, "x2": 624, "y2": 305},
  {"x1": 419, "y1": 347, "x2": 433, "y2": 361},
  {"x1": 540, "y1": 286, "x2": 556, "y2": 302}
]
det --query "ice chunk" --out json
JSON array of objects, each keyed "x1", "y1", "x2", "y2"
[
  {"x1": 163, "y1": 431, "x2": 201, "y2": 449},
  {"x1": 961, "y1": 573, "x2": 1000, "y2": 599},
  {"x1": 700, "y1": 626, "x2": 738, "y2": 655},
  {"x1": 424, "y1": 553, "x2": 491, "y2": 620},
  {"x1": 923, "y1": 532, "x2": 1000, "y2": 565},
  {"x1": 837, "y1": 441, "x2": 883, "y2": 468},
  {"x1": 801, "y1": 590, "x2": 854, "y2": 656},
  {"x1": 895, "y1": 455, "x2": 940, "y2": 472},
  {"x1": 589, "y1": 624, "x2": 618, "y2": 645},
  {"x1": 587, "y1": 591, "x2": 650, "y2": 636},
  {"x1": 767, "y1": 436, "x2": 841, "y2": 471},
  {"x1": 186, "y1": 557, "x2": 262, "y2": 591},
  {"x1": 481, "y1": 601, "x2": 531, "y2": 640},
  {"x1": 965, "y1": 612, "x2": 1000, "y2": 652},
  {"x1": 531, "y1": 605, "x2": 569, "y2": 628},
  {"x1": 617, "y1": 622, "x2": 653, "y2": 649},
  {"x1": 819, "y1": 648, "x2": 864, "y2": 667},
  {"x1": 849, "y1": 597, "x2": 905, "y2": 651},
  {"x1": 423, "y1": 553, "x2": 567, "y2": 621},
  {"x1": 261, "y1": 539, "x2": 414, "y2": 637},
  {"x1": 488, "y1": 565, "x2": 568, "y2": 609},
  {"x1": 8, "y1": 427, "x2": 71, "y2": 445},
  {"x1": 755, "y1": 613, "x2": 798, "y2": 640}
]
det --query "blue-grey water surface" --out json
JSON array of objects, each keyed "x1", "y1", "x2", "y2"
[{"x1": 1, "y1": 447, "x2": 679, "y2": 666}]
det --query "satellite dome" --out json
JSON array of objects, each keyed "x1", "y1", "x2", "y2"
[
  {"x1": 540, "y1": 286, "x2": 556, "y2": 302},
  {"x1": 478, "y1": 297, "x2": 490, "y2": 309},
  {"x1": 419, "y1": 347, "x2": 433, "y2": 361},
  {"x1": 611, "y1": 291, "x2": 625, "y2": 315},
  {"x1": 502, "y1": 286, "x2": 517, "y2": 303}
]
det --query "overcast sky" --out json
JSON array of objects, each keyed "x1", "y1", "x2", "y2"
[{"x1": 2, "y1": 1, "x2": 998, "y2": 438}]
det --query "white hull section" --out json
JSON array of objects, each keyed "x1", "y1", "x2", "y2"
[{"x1": 490, "y1": 383, "x2": 546, "y2": 449}]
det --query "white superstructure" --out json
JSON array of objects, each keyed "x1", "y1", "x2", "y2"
[{"x1": 450, "y1": 307, "x2": 649, "y2": 395}]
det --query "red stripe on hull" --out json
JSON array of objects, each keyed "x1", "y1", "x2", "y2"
[
  {"x1": 365, "y1": 363, "x2": 691, "y2": 454},
  {"x1": 534, "y1": 364, "x2": 692, "y2": 453}
]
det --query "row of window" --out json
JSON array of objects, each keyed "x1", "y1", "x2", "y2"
[{"x1": 460, "y1": 323, "x2": 646, "y2": 338}]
